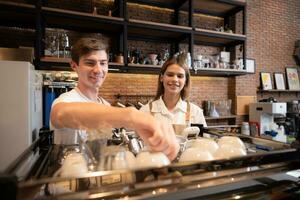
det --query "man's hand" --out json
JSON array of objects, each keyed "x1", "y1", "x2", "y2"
[
  {"x1": 157, "y1": 121, "x2": 179, "y2": 161},
  {"x1": 130, "y1": 109, "x2": 179, "y2": 161}
]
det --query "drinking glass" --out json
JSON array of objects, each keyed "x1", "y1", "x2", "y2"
[
  {"x1": 46, "y1": 33, "x2": 58, "y2": 56},
  {"x1": 98, "y1": 146, "x2": 129, "y2": 171},
  {"x1": 61, "y1": 32, "x2": 70, "y2": 58}
]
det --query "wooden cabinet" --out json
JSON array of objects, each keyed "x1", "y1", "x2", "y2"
[
  {"x1": 205, "y1": 115, "x2": 237, "y2": 126},
  {"x1": 257, "y1": 89, "x2": 300, "y2": 97}
]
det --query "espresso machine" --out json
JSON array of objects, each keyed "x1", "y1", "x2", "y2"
[{"x1": 249, "y1": 102, "x2": 287, "y2": 137}]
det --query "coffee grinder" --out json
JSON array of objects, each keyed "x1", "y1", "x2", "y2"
[{"x1": 249, "y1": 102, "x2": 287, "y2": 137}]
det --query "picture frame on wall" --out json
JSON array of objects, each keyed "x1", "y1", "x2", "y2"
[
  {"x1": 246, "y1": 58, "x2": 256, "y2": 73},
  {"x1": 238, "y1": 58, "x2": 256, "y2": 73},
  {"x1": 260, "y1": 72, "x2": 272, "y2": 90},
  {"x1": 274, "y1": 73, "x2": 286, "y2": 90},
  {"x1": 286, "y1": 67, "x2": 300, "y2": 90}
]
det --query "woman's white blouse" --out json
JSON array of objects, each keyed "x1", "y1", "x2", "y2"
[{"x1": 140, "y1": 96, "x2": 207, "y2": 127}]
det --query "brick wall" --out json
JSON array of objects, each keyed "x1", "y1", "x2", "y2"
[
  {"x1": 237, "y1": 0, "x2": 300, "y2": 100},
  {"x1": 100, "y1": 74, "x2": 230, "y2": 105}
]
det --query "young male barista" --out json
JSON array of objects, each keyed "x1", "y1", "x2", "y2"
[{"x1": 50, "y1": 37, "x2": 179, "y2": 160}]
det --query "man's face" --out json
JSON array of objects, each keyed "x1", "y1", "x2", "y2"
[{"x1": 71, "y1": 50, "x2": 108, "y2": 89}]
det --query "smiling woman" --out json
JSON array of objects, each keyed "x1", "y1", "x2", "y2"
[{"x1": 140, "y1": 53, "x2": 207, "y2": 135}]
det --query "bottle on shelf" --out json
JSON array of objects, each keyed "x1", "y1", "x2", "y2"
[
  {"x1": 92, "y1": 7, "x2": 97, "y2": 15},
  {"x1": 187, "y1": 52, "x2": 192, "y2": 69},
  {"x1": 241, "y1": 122, "x2": 250, "y2": 136}
]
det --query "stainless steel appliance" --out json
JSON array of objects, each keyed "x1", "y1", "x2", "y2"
[
  {"x1": 249, "y1": 102, "x2": 287, "y2": 140},
  {"x1": 0, "y1": 61, "x2": 43, "y2": 171}
]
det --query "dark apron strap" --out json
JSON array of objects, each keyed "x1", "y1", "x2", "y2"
[
  {"x1": 149, "y1": 101, "x2": 154, "y2": 116},
  {"x1": 185, "y1": 101, "x2": 191, "y2": 125}
]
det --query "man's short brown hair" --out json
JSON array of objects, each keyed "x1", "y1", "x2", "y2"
[{"x1": 71, "y1": 37, "x2": 109, "y2": 64}]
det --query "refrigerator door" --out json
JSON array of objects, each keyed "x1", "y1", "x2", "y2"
[{"x1": 0, "y1": 61, "x2": 42, "y2": 171}]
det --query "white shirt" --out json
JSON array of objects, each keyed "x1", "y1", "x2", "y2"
[
  {"x1": 50, "y1": 88, "x2": 110, "y2": 144},
  {"x1": 140, "y1": 96, "x2": 207, "y2": 127}
]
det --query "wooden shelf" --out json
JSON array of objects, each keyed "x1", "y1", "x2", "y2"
[
  {"x1": 258, "y1": 90, "x2": 300, "y2": 93},
  {"x1": 121, "y1": 64, "x2": 161, "y2": 74},
  {"x1": 42, "y1": 6, "x2": 124, "y2": 22},
  {"x1": 37, "y1": 57, "x2": 124, "y2": 72},
  {"x1": 205, "y1": 115, "x2": 238, "y2": 120},
  {"x1": 41, "y1": 6, "x2": 124, "y2": 32},
  {"x1": 128, "y1": 0, "x2": 246, "y2": 16},
  {"x1": 127, "y1": 0, "x2": 185, "y2": 9},
  {"x1": 207, "y1": 124, "x2": 240, "y2": 128},
  {"x1": 41, "y1": 57, "x2": 70, "y2": 63},
  {"x1": 128, "y1": 19, "x2": 192, "y2": 42},
  {"x1": 257, "y1": 89, "x2": 300, "y2": 97},
  {"x1": 194, "y1": 28, "x2": 246, "y2": 46},
  {"x1": 183, "y1": 0, "x2": 246, "y2": 17},
  {"x1": 37, "y1": 58, "x2": 252, "y2": 76},
  {"x1": 38, "y1": 58, "x2": 161, "y2": 73},
  {"x1": 0, "y1": 1, "x2": 36, "y2": 28},
  {"x1": 129, "y1": 19, "x2": 191, "y2": 31},
  {"x1": 40, "y1": 57, "x2": 123, "y2": 66},
  {"x1": 128, "y1": 63, "x2": 162, "y2": 68},
  {"x1": 191, "y1": 68, "x2": 251, "y2": 76}
]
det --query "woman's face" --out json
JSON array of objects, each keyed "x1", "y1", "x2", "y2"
[{"x1": 160, "y1": 64, "x2": 186, "y2": 96}]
